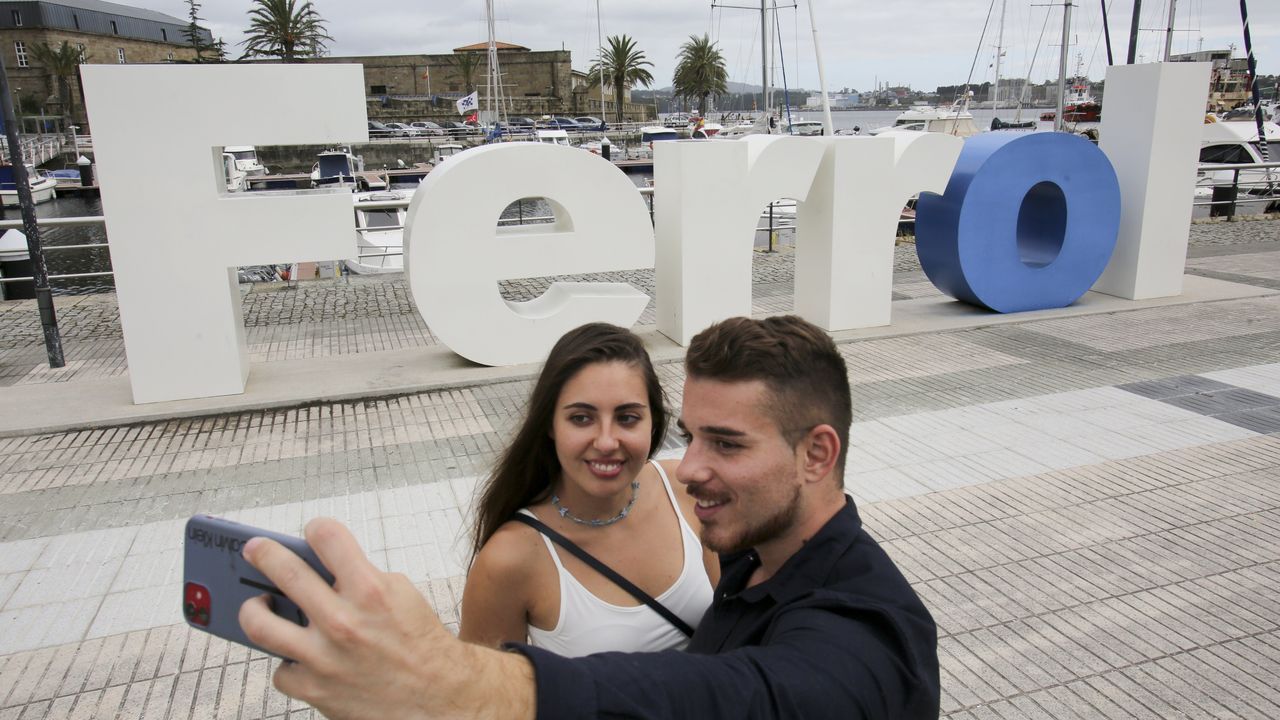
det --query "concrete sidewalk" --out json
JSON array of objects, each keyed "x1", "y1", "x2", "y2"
[{"x1": 1, "y1": 220, "x2": 1279, "y2": 719}]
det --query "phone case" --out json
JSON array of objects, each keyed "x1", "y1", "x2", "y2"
[{"x1": 182, "y1": 515, "x2": 335, "y2": 659}]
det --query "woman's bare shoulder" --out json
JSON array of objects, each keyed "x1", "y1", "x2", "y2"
[{"x1": 472, "y1": 517, "x2": 546, "y2": 578}]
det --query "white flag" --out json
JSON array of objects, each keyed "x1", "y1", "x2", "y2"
[{"x1": 456, "y1": 91, "x2": 479, "y2": 115}]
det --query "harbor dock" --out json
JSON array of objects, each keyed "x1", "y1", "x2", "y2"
[{"x1": 1, "y1": 218, "x2": 1279, "y2": 718}]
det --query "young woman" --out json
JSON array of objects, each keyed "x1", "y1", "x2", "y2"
[{"x1": 460, "y1": 323, "x2": 718, "y2": 656}]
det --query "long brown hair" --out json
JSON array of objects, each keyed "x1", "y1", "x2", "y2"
[{"x1": 471, "y1": 323, "x2": 667, "y2": 559}]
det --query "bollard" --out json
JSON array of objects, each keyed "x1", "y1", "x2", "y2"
[
  {"x1": 0, "y1": 228, "x2": 34, "y2": 300},
  {"x1": 77, "y1": 154, "x2": 93, "y2": 187},
  {"x1": 601, "y1": 136, "x2": 611, "y2": 161}
]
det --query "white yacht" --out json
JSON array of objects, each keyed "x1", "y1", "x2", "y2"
[
  {"x1": 221, "y1": 146, "x2": 268, "y2": 192},
  {"x1": 347, "y1": 190, "x2": 411, "y2": 274},
  {"x1": 784, "y1": 118, "x2": 825, "y2": 136},
  {"x1": 0, "y1": 164, "x2": 57, "y2": 206},
  {"x1": 869, "y1": 95, "x2": 980, "y2": 138},
  {"x1": 1194, "y1": 118, "x2": 1279, "y2": 218},
  {"x1": 311, "y1": 147, "x2": 365, "y2": 189}
]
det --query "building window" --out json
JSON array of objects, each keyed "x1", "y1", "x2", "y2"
[
  {"x1": 73, "y1": 14, "x2": 79, "y2": 30},
  {"x1": 11, "y1": 10, "x2": 21, "y2": 26},
  {"x1": 14, "y1": 41, "x2": 27, "y2": 68},
  {"x1": 117, "y1": 47, "x2": 126, "y2": 64},
  {"x1": 167, "y1": 52, "x2": 174, "y2": 61},
  {"x1": 111, "y1": 20, "x2": 118, "y2": 35},
  {"x1": 370, "y1": 85, "x2": 387, "y2": 95},
  {"x1": 161, "y1": 28, "x2": 167, "y2": 41},
  {"x1": 76, "y1": 44, "x2": 85, "y2": 62}
]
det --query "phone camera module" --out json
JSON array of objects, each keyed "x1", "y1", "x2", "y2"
[{"x1": 184, "y1": 582, "x2": 211, "y2": 627}]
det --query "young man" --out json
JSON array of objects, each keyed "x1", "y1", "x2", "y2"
[{"x1": 240, "y1": 315, "x2": 940, "y2": 719}]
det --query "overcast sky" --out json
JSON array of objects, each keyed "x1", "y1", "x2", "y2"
[{"x1": 147, "y1": 1, "x2": 1276, "y2": 93}]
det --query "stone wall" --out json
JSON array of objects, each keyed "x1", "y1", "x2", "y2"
[
  {"x1": 320, "y1": 51, "x2": 655, "y2": 123},
  {"x1": 254, "y1": 140, "x2": 469, "y2": 175},
  {"x1": 1, "y1": 27, "x2": 198, "y2": 132}
]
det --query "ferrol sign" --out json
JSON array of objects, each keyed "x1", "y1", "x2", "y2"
[{"x1": 80, "y1": 62, "x2": 1209, "y2": 404}]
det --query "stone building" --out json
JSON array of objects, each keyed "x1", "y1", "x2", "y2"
[
  {"x1": 316, "y1": 41, "x2": 653, "y2": 124},
  {"x1": 0, "y1": 0, "x2": 210, "y2": 133}
]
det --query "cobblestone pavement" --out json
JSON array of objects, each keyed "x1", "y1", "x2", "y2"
[{"x1": 1, "y1": 220, "x2": 1279, "y2": 718}]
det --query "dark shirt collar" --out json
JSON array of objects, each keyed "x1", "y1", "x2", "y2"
[{"x1": 720, "y1": 495, "x2": 861, "y2": 605}]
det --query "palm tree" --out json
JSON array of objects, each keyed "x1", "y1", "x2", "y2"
[
  {"x1": 673, "y1": 34, "x2": 728, "y2": 117},
  {"x1": 29, "y1": 41, "x2": 85, "y2": 133},
  {"x1": 239, "y1": 0, "x2": 333, "y2": 61},
  {"x1": 449, "y1": 52, "x2": 483, "y2": 95},
  {"x1": 588, "y1": 35, "x2": 654, "y2": 125}
]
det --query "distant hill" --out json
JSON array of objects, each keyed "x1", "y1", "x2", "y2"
[{"x1": 651, "y1": 80, "x2": 811, "y2": 95}]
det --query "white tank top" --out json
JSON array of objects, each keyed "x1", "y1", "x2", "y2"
[{"x1": 523, "y1": 461, "x2": 714, "y2": 657}]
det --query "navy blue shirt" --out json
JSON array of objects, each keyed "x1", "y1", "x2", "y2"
[{"x1": 511, "y1": 496, "x2": 940, "y2": 719}]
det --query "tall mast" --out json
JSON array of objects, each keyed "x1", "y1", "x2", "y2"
[
  {"x1": 595, "y1": 0, "x2": 605, "y2": 119},
  {"x1": 1126, "y1": 0, "x2": 1142, "y2": 63},
  {"x1": 994, "y1": 0, "x2": 1007, "y2": 108},
  {"x1": 1056, "y1": 0, "x2": 1072, "y2": 132},
  {"x1": 1163, "y1": 0, "x2": 1177, "y2": 61},
  {"x1": 761, "y1": 0, "x2": 770, "y2": 125},
  {"x1": 805, "y1": 0, "x2": 834, "y2": 133},
  {"x1": 1239, "y1": 0, "x2": 1270, "y2": 163}
]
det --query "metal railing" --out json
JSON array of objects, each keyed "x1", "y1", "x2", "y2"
[
  {"x1": 0, "y1": 133, "x2": 79, "y2": 166},
  {"x1": 0, "y1": 215, "x2": 109, "y2": 284},
  {"x1": 1194, "y1": 160, "x2": 1280, "y2": 219}
]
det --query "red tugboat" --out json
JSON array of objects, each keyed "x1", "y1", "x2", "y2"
[{"x1": 1041, "y1": 79, "x2": 1101, "y2": 122}]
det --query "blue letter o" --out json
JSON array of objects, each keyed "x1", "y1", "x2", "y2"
[{"x1": 915, "y1": 132, "x2": 1121, "y2": 313}]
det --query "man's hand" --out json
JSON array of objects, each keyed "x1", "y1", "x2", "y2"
[{"x1": 239, "y1": 517, "x2": 535, "y2": 720}]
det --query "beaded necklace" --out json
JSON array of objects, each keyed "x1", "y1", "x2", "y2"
[{"x1": 551, "y1": 478, "x2": 640, "y2": 527}]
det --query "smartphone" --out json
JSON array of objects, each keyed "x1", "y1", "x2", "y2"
[{"x1": 182, "y1": 515, "x2": 335, "y2": 658}]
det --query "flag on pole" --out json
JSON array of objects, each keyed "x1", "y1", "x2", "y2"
[{"x1": 456, "y1": 91, "x2": 479, "y2": 115}]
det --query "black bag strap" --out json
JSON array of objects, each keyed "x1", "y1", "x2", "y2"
[{"x1": 512, "y1": 513, "x2": 695, "y2": 637}]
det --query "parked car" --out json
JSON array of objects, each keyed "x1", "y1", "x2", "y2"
[
  {"x1": 383, "y1": 122, "x2": 421, "y2": 138},
  {"x1": 574, "y1": 116, "x2": 606, "y2": 131},
  {"x1": 537, "y1": 117, "x2": 581, "y2": 130},
  {"x1": 441, "y1": 121, "x2": 479, "y2": 138},
  {"x1": 368, "y1": 121, "x2": 396, "y2": 139},
  {"x1": 409, "y1": 121, "x2": 445, "y2": 136},
  {"x1": 507, "y1": 116, "x2": 537, "y2": 130}
]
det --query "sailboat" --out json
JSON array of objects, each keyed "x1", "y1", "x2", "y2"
[{"x1": 988, "y1": 0, "x2": 1036, "y2": 130}]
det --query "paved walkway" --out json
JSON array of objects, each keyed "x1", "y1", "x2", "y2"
[{"x1": 1, "y1": 218, "x2": 1278, "y2": 718}]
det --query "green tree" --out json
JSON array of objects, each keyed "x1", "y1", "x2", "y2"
[
  {"x1": 29, "y1": 41, "x2": 86, "y2": 132},
  {"x1": 587, "y1": 35, "x2": 654, "y2": 125},
  {"x1": 449, "y1": 52, "x2": 483, "y2": 95},
  {"x1": 239, "y1": 0, "x2": 333, "y2": 61},
  {"x1": 672, "y1": 34, "x2": 728, "y2": 116},
  {"x1": 180, "y1": 0, "x2": 216, "y2": 62}
]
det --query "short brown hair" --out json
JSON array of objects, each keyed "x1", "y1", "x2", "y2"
[{"x1": 685, "y1": 316, "x2": 851, "y2": 483}]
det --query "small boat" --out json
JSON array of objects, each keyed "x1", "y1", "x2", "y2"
[
  {"x1": 347, "y1": 189, "x2": 412, "y2": 275},
  {"x1": 222, "y1": 146, "x2": 268, "y2": 192},
  {"x1": 47, "y1": 168, "x2": 84, "y2": 188},
  {"x1": 1042, "y1": 82, "x2": 1102, "y2": 123},
  {"x1": 784, "y1": 118, "x2": 825, "y2": 136},
  {"x1": 1194, "y1": 118, "x2": 1279, "y2": 218},
  {"x1": 535, "y1": 129, "x2": 572, "y2": 147},
  {"x1": 640, "y1": 126, "x2": 680, "y2": 143},
  {"x1": 432, "y1": 144, "x2": 465, "y2": 164},
  {"x1": 311, "y1": 146, "x2": 366, "y2": 189},
  {"x1": 868, "y1": 95, "x2": 980, "y2": 137},
  {"x1": 0, "y1": 164, "x2": 57, "y2": 206}
]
